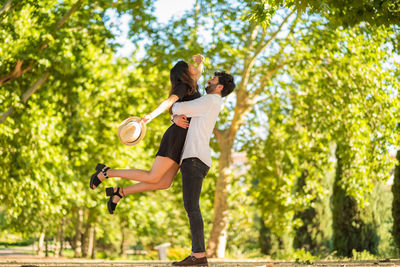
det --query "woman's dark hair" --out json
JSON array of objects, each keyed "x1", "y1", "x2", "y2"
[
  {"x1": 215, "y1": 71, "x2": 235, "y2": 97},
  {"x1": 169, "y1": 60, "x2": 197, "y2": 96}
]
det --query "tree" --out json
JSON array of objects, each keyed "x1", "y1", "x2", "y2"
[
  {"x1": 1, "y1": 0, "x2": 399, "y2": 259},
  {"x1": 0, "y1": 0, "x2": 155, "y2": 123},
  {"x1": 393, "y1": 145, "x2": 400, "y2": 250},
  {"x1": 137, "y1": 0, "x2": 400, "y2": 257},
  {"x1": 293, "y1": 170, "x2": 333, "y2": 255},
  {"x1": 245, "y1": 92, "x2": 331, "y2": 255},
  {"x1": 281, "y1": 20, "x2": 399, "y2": 256},
  {"x1": 243, "y1": 12, "x2": 399, "y2": 256},
  {"x1": 194, "y1": 2, "x2": 298, "y2": 258},
  {"x1": 249, "y1": 0, "x2": 400, "y2": 28},
  {"x1": 332, "y1": 144, "x2": 379, "y2": 256},
  {"x1": 0, "y1": 0, "x2": 185, "y2": 258}
]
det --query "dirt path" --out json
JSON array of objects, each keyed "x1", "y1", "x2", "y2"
[{"x1": 0, "y1": 247, "x2": 399, "y2": 266}]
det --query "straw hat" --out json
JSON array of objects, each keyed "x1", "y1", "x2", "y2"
[{"x1": 117, "y1": 117, "x2": 146, "y2": 146}]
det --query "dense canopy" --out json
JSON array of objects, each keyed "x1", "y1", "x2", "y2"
[{"x1": 0, "y1": 0, "x2": 399, "y2": 260}]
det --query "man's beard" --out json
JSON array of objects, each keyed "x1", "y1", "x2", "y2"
[{"x1": 205, "y1": 84, "x2": 216, "y2": 94}]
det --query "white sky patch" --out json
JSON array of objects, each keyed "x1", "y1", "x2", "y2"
[
  {"x1": 104, "y1": 10, "x2": 135, "y2": 57},
  {"x1": 105, "y1": 0, "x2": 195, "y2": 58},
  {"x1": 154, "y1": 0, "x2": 195, "y2": 24}
]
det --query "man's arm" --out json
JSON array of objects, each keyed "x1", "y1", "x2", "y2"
[
  {"x1": 172, "y1": 95, "x2": 211, "y2": 117},
  {"x1": 172, "y1": 114, "x2": 189, "y2": 129}
]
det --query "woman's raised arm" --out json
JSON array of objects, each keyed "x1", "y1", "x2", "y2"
[
  {"x1": 192, "y1": 54, "x2": 204, "y2": 82},
  {"x1": 142, "y1": 94, "x2": 179, "y2": 124}
]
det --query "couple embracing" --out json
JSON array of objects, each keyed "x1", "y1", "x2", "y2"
[{"x1": 89, "y1": 54, "x2": 235, "y2": 266}]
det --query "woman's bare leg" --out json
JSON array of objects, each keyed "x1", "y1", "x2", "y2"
[
  {"x1": 124, "y1": 164, "x2": 179, "y2": 194},
  {"x1": 94, "y1": 156, "x2": 177, "y2": 189},
  {"x1": 110, "y1": 163, "x2": 179, "y2": 204}
]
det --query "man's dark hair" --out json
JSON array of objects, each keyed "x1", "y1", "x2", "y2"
[{"x1": 215, "y1": 71, "x2": 235, "y2": 97}]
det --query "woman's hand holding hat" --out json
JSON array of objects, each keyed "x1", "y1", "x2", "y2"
[
  {"x1": 141, "y1": 114, "x2": 152, "y2": 124},
  {"x1": 118, "y1": 117, "x2": 146, "y2": 146}
]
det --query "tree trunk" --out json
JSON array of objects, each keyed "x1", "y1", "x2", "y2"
[
  {"x1": 91, "y1": 227, "x2": 96, "y2": 259},
  {"x1": 54, "y1": 225, "x2": 61, "y2": 258},
  {"x1": 45, "y1": 233, "x2": 49, "y2": 257},
  {"x1": 74, "y1": 208, "x2": 83, "y2": 258},
  {"x1": 37, "y1": 232, "x2": 45, "y2": 257},
  {"x1": 120, "y1": 227, "x2": 128, "y2": 258},
  {"x1": 82, "y1": 209, "x2": 94, "y2": 258},
  {"x1": 81, "y1": 221, "x2": 90, "y2": 258},
  {"x1": 206, "y1": 78, "x2": 255, "y2": 257},
  {"x1": 59, "y1": 218, "x2": 64, "y2": 257},
  {"x1": 88, "y1": 225, "x2": 95, "y2": 259},
  {"x1": 206, "y1": 131, "x2": 234, "y2": 258},
  {"x1": 205, "y1": 11, "x2": 296, "y2": 258}
]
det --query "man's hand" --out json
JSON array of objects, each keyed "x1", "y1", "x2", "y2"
[
  {"x1": 173, "y1": 114, "x2": 189, "y2": 129},
  {"x1": 193, "y1": 54, "x2": 205, "y2": 65}
]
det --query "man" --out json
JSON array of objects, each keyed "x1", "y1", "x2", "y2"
[{"x1": 171, "y1": 71, "x2": 235, "y2": 266}]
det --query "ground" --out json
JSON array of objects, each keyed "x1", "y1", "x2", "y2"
[{"x1": 1, "y1": 246, "x2": 399, "y2": 266}]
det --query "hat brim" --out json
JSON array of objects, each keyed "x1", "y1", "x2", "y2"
[{"x1": 117, "y1": 117, "x2": 146, "y2": 146}]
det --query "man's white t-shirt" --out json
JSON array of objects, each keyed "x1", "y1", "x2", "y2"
[{"x1": 172, "y1": 94, "x2": 223, "y2": 167}]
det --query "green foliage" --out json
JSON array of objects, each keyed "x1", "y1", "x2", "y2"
[
  {"x1": 244, "y1": 1, "x2": 277, "y2": 30},
  {"x1": 351, "y1": 249, "x2": 377, "y2": 260},
  {"x1": 293, "y1": 169, "x2": 333, "y2": 255},
  {"x1": 372, "y1": 183, "x2": 395, "y2": 258},
  {"x1": 285, "y1": 21, "x2": 398, "y2": 257},
  {"x1": 0, "y1": 0, "x2": 399, "y2": 260},
  {"x1": 250, "y1": 0, "x2": 400, "y2": 27},
  {"x1": 332, "y1": 144, "x2": 379, "y2": 257},
  {"x1": 244, "y1": 13, "x2": 398, "y2": 257},
  {"x1": 167, "y1": 247, "x2": 191, "y2": 260},
  {"x1": 285, "y1": 21, "x2": 399, "y2": 202},
  {"x1": 0, "y1": 0, "x2": 193, "y2": 257},
  {"x1": 275, "y1": 248, "x2": 317, "y2": 261},
  {"x1": 305, "y1": 0, "x2": 400, "y2": 27},
  {"x1": 393, "y1": 149, "x2": 400, "y2": 250}
]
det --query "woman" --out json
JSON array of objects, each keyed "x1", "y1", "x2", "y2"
[{"x1": 89, "y1": 55, "x2": 204, "y2": 214}]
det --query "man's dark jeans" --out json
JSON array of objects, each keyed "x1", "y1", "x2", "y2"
[{"x1": 180, "y1": 157, "x2": 210, "y2": 253}]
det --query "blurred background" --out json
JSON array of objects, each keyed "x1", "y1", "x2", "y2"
[{"x1": 0, "y1": 0, "x2": 399, "y2": 261}]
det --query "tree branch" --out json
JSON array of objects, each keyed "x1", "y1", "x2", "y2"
[
  {"x1": 1, "y1": 72, "x2": 50, "y2": 124},
  {"x1": 226, "y1": 9, "x2": 298, "y2": 137},
  {"x1": 0, "y1": 0, "x2": 13, "y2": 17},
  {"x1": 0, "y1": 0, "x2": 83, "y2": 86},
  {"x1": 0, "y1": 107, "x2": 14, "y2": 124},
  {"x1": 251, "y1": 11, "x2": 301, "y2": 98},
  {"x1": 213, "y1": 127, "x2": 226, "y2": 142},
  {"x1": 22, "y1": 72, "x2": 50, "y2": 102},
  {"x1": 257, "y1": 9, "x2": 297, "y2": 56},
  {"x1": 237, "y1": 9, "x2": 296, "y2": 98},
  {"x1": 40, "y1": 0, "x2": 83, "y2": 50},
  {"x1": 213, "y1": 128, "x2": 220, "y2": 140},
  {"x1": 253, "y1": 63, "x2": 286, "y2": 97}
]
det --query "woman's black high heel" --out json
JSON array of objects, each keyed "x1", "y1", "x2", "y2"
[
  {"x1": 90, "y1": 163, "x2": 110, "y2": 190},
  {"x1": 106, "y1": 187, "x2": 124, "y2": 214}
]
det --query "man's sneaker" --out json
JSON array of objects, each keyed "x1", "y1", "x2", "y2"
[{"x1": 172, "y1": 255, "x2": 208, "y2": 266}]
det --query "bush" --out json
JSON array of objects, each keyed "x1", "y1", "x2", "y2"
[
  {"x1": 351, "y1": 249, "x2": 377, "y2": 260},
  {"x1": 273, "y1": 248, "x2": 317, "y2": 261},
  {"x1": 167, "y1": 247, "x2": 191, "y2": 260},
  {"x1": 145, "y1": 250, "x2": 159, "y2": 260}
]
